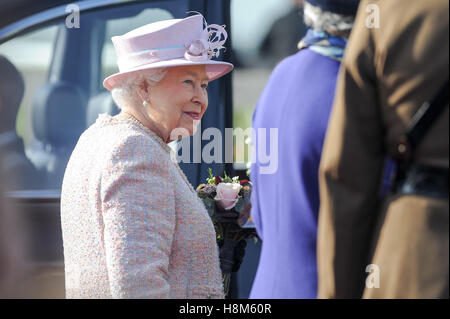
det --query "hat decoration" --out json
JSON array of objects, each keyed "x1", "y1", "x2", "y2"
[{"x1": 184, "y1": 23, "x2": 227, "y2": 62}]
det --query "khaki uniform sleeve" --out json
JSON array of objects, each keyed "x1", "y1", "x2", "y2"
[{"x1": 317, "y1": 0, "x2": 385, "y2": 298}]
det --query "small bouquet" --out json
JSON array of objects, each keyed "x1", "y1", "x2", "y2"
[{"x1": 196, "y1": 168, "x2": 258, "y2": 298}]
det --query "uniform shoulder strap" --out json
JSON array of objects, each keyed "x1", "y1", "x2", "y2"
[{"x1": 395, "y1": 79, "x2": 449, "y2": 162}]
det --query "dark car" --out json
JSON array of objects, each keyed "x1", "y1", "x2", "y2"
[{"x1": 0, "y1": 0, "x2": 260, "y2": 298}]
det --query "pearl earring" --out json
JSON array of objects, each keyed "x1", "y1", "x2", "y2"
[{"x1": 143, "y1": 100, "x2": 148, "y2": 107}]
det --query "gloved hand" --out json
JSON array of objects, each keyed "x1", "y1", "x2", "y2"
[
  {"x1": 232, "y1": 239, "x2": 247, "y2": 272},
  {"x1": 218, "y1": 238, "x2": 248, "y2": 273}
]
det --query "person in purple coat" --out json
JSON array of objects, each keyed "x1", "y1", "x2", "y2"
[{"x1": 249, "y1": 0, "x2": 360, "y2": 298}]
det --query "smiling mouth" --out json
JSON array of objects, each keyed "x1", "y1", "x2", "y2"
[{"x1": 184, "y1": 112, "x2": 200, "y2": 120}]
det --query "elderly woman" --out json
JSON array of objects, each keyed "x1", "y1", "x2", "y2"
[
  {"x1": 60, "y1": 15, "x2": 233, "y2": 299},
  {"x1": 249, "y1": 0, "x2": 360, "y2": 298}
]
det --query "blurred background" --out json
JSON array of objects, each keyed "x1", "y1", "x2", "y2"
[
  {"x1": 0, "y1": 0, "x2": 307, "y2": 298},
  {"x1": 0, "y1": 0, "x2": 306, "y2": 166}
]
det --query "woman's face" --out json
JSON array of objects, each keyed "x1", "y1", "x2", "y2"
[{"x1": 145, "y1": 65, "x2": 209, "y2": 142}]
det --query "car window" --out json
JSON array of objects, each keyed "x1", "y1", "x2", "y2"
[
  {"x1": 0, "y1": 1, "x2": 190, "y2": 191},
  {"x1": 0, "y1": 25, "x2": 58, "y2": 191},
  {"x1": 0, "y1": 25, "x2": 58, "y2": 148}
]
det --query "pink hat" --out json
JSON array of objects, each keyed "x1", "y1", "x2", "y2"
[{"x1": 103, "y1": 14, "x2": 234, "y2": 90}]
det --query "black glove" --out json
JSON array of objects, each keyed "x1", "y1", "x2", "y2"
[
  {"x1": 218, "y1": 238, "x2": 236, "y2": 274},
  {"x1": 232, "y1": 239, "x2": 247, "y2": 272},
  {"x1": 218, "y1": 238, "x2": 248, "y2": 273}
]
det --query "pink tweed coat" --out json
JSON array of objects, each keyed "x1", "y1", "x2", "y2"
[{"x1": 60, "y1": 113, "x2": 224, "y2": 298}]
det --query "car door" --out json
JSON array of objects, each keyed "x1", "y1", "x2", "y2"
[{"x1": 0, "y1": 0, "x2": 233, "y2": 298}]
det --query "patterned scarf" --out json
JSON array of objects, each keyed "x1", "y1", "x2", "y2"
[{"x1": 298, "y1": 29, "x2": 348, "y2": 62}]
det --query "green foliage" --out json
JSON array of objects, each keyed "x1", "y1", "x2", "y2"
[{"x1": 206, "y1": 167, "x2": 216, "y2": 185}]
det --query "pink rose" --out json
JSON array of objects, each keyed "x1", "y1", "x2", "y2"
[{"x1": 214, "y1": 183, "x2": 242, "y2": 210}]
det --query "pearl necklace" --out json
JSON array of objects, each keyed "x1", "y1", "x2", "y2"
[{"x1": 117, "y1": 112, "x2": 196, "y2": 194}]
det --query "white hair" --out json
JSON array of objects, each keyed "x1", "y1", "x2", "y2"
[
  {"x1": 303, "y1": 2, "x2": 355, "y2": 34},
  {"x1": 111, "y1": 68, "x2": 168, "y2": 110}
]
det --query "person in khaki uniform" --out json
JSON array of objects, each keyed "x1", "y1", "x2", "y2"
[{"x1": 317, "y1": 0, "x2": 449, "y2": 298}]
